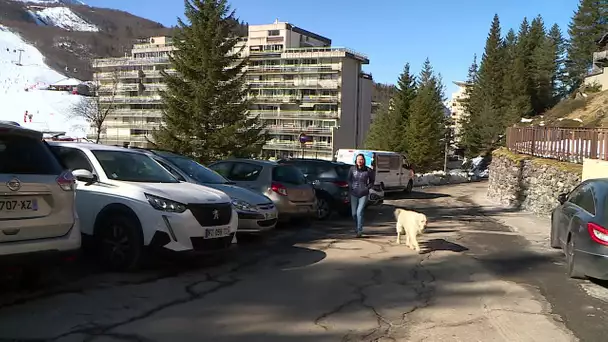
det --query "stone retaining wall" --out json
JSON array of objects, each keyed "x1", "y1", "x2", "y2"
[{"x1": 487, "y1": 148, "x2": 582, "y2": 216}]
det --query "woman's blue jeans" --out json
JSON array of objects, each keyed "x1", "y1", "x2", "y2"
[{"x1": 350, "y1": 195, "x2": 368, "y2": 234}]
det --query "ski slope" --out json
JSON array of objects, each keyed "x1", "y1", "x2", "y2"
[
  {"x1": 0, "y1": 25, "x2": 89, "y2": 137},
  {"x1": 30, "y1": 7, "x2": 99, "y2": 32}
]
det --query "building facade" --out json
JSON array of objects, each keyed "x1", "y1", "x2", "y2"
[
  {"x1": 92, "y1": 22, "x2": 372, "y2": 160},
  {"x1": 446, "y1": 80, "x2": 470, "y2": 146},
  {"x1": 584, "y1": 32, "x2": 608, "y2": 90}
]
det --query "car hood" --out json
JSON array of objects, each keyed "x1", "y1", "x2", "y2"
[
  {"x1": 204, "y1": 183, "x2": 272, "y2": 205},
  {"x1": 124, "y1": 181, "x2": 230, "y2": 204}
]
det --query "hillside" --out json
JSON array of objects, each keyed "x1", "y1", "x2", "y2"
[
  {"x1": 0, "y1": 0, "x2": 172, "y2": 79},
  {"x1": 518, "y1": 90, "x2": 608, "y2": 128}
]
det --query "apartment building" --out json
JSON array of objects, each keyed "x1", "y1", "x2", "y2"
[
  {"x1": 446, "y1": 80, "x2": 470, "y2": 146},
  {"x1": 584, "y1": 32, "x2": 608, "y2": 90},
  {"x1": 91, "y1": 22, "x2": 373, "y2": 159}
]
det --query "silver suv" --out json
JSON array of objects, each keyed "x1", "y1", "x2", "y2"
[{"x1": 0, "y1": 122, "x2": 80, "y2": 266}]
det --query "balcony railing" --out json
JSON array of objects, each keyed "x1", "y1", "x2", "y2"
[
  {"x1": 265, "y1": 126, "x2": 333, "y2": 134},
  {"x1": 246, "y1": 64, "x2": 341, "y2": 74},
  {"x1": 110, "y1": 109, "x2": 164, "y2": 116},
  {"x1": 282, "y1": 47, "x2": 369, "y2": 63},
  {"x1": 93, "y1": 57, "x2": 171, "y2": 68},
  {"x1": 593, "y1": 50, "x2": 608, "y2": 63},
  {"x1": 101, "y1": 95, "x2": 162, "y2": 104},
  {"x1": 248, "y1": 110, "x2": 339, "y2": 119},
  {"x1": 263, "y1": 140, "x2": 333, "y2": 151},
  {"x1": 248, "y1": 79, "x2": 339, "y2": 89}
]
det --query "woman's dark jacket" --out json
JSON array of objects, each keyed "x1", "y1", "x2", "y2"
[{"x1": 347, "y1": 165, "x2": 375, "y2": 198}]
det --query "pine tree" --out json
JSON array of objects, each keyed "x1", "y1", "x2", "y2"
[
  {"x1": 461, "y1": 14, "x2": 506, "y2": 157},
  {"x1": 528, "y1": 15, "x2": 554, "y2": 114},
  {"x1": 392, "y1": 63, "x2": 417, "y2": 153},
  {"x1": 460, "y1": 55, "x2": 482, "y2": 156},
  {"x1": 566, "y1": 0, "x2": 608, "y2": 92},
  {"x1": 404, "y1": 58, "x2": 446, "y2": 172},
  {"x1": 548, "y1": 23, "x2": 568, "y2": 103},
  {"x1": 153, "y1": 0, "x2": 267, "y2": 163},
  {"x1": 503, "y1": 26, "x2": 533, "y2": 125},
  {"x1": 365, "y1": 104, "x2": 392, "y2": 150}
]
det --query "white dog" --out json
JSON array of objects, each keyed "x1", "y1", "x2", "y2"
[{"x1": 394, "y1": 208, "x2": 428, "y2": 252}]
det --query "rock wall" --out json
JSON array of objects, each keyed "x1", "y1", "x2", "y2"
[{"x1": 487, "y1": 148, "x2": 582, "y2": 216}]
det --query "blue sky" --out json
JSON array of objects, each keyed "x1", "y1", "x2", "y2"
[{"x1": 86, "y1": 0, "x2": 579, "y2": 98}]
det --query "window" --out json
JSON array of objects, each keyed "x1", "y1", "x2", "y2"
[
  {"x1": 163, "y1": 155, "x2": 229, "y2": 185},
  {"x1": 209, "y1": 162, "x2": 233, "y2": 178},
  {"x1": 92, "y1": 150, "x2": 178, "y2": 183},
  {"x1": 229, "y1": 162, "x2": 263, "y2": 181},
  {"x1": 51, "y1": 147, "x2": 93, "y2": 172},
  {"x1": 0, "y1": 134, "x2": 63, "y2": 175},
  {"x1": 389, "y1": 156, "x2": 401, "y2": 169},
  {"x1": 268, "y1": 30, "x2": 280, "y2": 36},
  {"x1": 272, "y1": 165, "x2": 306, "y2": 185},
  {"x1": 156, "y1": 159, "x2": 186, "y2": 182},
  {"x1": 569, "y1": 184, "x2": 596, "y2": 215}
]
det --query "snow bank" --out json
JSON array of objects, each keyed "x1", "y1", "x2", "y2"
[
  {"x1": 413, "y1": 170, "x2": 471, "y2": 187},
  {"x1": 0, "y1": 25, "x2": 88, "y2": 137},
  {"x1": 30, "y1": 7, "x2": 98, "y2": 32}
]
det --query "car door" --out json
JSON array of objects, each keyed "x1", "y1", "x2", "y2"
[
  {"x1": 558, "y1": 184, "x2": 590, "y2": 244},
  {"x1": 51, "y1": 146, "x2": 109, "y2": 236}
]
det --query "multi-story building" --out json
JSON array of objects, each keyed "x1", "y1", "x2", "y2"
[
  {"x1": 584, "y1": 32, "x2": 608, "y2": 90},
  {"x1": 446, "y1": 80, "x2": 470, "y2": 146},
  {"x1": 91, "y1": 22, "x2": 373, "y2": 160}
]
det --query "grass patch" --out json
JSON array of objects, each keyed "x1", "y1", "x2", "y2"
[
  {"x1": 493, "y1": 147, "x2": 582, "y2": 176},
  {"x1": 546, "y1": 97, "x2": 588, "y2": 121}
]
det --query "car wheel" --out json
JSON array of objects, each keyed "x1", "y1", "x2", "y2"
[
  {"x1": 96, "y1": 214, "x2": 144, "y2": 272},
  {"x1": 316, "y1": 196, "x2": 332, "y2": 220},
  {"x1": 405, "y1": 180, "x2": 413, "y2": 193},
  {"x1": 550, "y1": 219, "x2": 561, "y2": 249},
  {"x1": 565, "y1": 235, "x2": 585, "y2": 279}
]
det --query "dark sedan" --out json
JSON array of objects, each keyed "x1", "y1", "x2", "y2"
[{"x1": 551, "y1": 178, "x2": 608, "y2": 280}]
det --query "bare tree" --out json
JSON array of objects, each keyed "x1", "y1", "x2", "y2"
[{"x1": 70, "y1": 67, "x2": 120, "y2": 144}]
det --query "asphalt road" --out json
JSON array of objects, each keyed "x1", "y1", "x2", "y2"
[{"x1": 0, "y1": 182, "x2": 605, "y2": 341}]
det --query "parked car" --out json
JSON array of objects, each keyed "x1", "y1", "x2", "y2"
[
  {"x1": 278, "y1": 158, "x2": 385, "y2": 220},
  {"x1": 133, "y1": 148, "x2": 278, "y2": 233},
  {"x1": 0, "y1": 122, "x2": 80, "y2": 270},
  {"x1": 48, "y1": 142, "x2": 238, "y2": 271},
  {"x1": 208, "y1": 159, "x2": 317, "y2": 222},
  {"x1": 551, "y1": 178, "x2": 608, "y2": 280}
]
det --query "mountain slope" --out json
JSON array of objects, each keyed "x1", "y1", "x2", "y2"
[{"x1": 0, "y1": 0, "x2": 172, "y2": 79}]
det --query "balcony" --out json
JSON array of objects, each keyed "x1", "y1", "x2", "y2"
[
  {"x1": 265, "y1": 125, "x2": 333, "y2": 134},
  {"x1": 105, "y1": 122, "x2": 161, "y2": 129},
  {"x1": 593, "y1": 50, "x2": 608, "y2": 66},
  {"x1": 262, "y1": 140, "x2": 333, "y2": 152},
  {"x1": 246, "y1": 95, "x2": 300, "y2": 103},
  {"x1": 93, "y1": 56, "x2": 170, "y2": 68},
  {"x1": 101, "y1": 95, "x2": 162, "y2": 104},
  {"x1": 301, "y1": 95, "x2": 339, "y2": 103},
  {"x1": 248, "y1": 79, "x2": 339, "y2": 89},
  {"x1": 248, "y1": 110, "x2": 339, "y2": 119},
  {"x1": 246, "y1": 64, "x2": 340, "y2": 74},
  {"x1": 282, "y1": 47, "x2": 369, "y2": 64}
]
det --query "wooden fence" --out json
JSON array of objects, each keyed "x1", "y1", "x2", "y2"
[{"x1": 506, "y1": 127, "x2": 608, "y2": 164}]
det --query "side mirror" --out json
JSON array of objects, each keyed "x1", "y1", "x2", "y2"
[
  {"x1": 72, "y1": 169, "x2": 96, "y2": 183},
  {"x1": 557, "y1": 193, "x2": 567, "y2": 205}
]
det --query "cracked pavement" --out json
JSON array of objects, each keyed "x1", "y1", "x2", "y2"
[{"x1": 0, "y1": 183, "x2": 587, "y2": 341}]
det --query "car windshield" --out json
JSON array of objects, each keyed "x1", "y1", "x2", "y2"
[
  {"x1": 164, "y1": 155, "x2": 230, "y2": 184},
  {"x1": 92, "y1": 150, "x2": 179, "y2": 183}
]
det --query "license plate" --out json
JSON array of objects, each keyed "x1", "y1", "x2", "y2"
[
  {"x1": 298, "y1": 206, "x2": 309, "y2": 213},
  {"x1": 0, "y1": 198, "x2": 38, "y2": 212},
  {"x1": 204, "y1": 227, "x2": 231, "y2": 239}
]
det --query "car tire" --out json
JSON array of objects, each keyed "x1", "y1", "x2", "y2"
[
  {"x1": 316, "y1": 195, "x2": 332, "y2": 220},
  {"x1": 550, "y1": 220, "x2": 561, "y2": 249},
  {"x1": 565, "y1": 235, "x2": 585, "y2": 279},
  {"x1": 96, "y1": 213, "x2": 144, "y2": 272}
]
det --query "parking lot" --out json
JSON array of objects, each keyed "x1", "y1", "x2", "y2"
[{"x1": 2, "y1": 182, "x2": 607, "y2": 341}]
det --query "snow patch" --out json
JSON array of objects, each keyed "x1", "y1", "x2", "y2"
[
  {"x1": 413, "y1": 170, "x2": 471, "y2": 187},
  {"x1": 30, "y1": 7, "x2": 98, "y2": 32},
  {"x1": 11, "y1": 0, "x2": 85, "y2": 5},
  {"x1": 520, "y1": 118, "x2": 533, "y2": 123},
  {"x1": 0, "y1": 25, "x2": 88, "y2": 137}
]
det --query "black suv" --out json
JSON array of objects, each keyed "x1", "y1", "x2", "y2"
[{"x1": 278, "y1": 158, "x2": 355, "y2": 220}]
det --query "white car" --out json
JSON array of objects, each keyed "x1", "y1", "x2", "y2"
[{"x1": 48, "y1": 142, "x2": 238, "y2": 271}]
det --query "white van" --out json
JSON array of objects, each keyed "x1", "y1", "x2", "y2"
[{"x1": 335, "y1": 149, "x2": 414, "y2": 193}]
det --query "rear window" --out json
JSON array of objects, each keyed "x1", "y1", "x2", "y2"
[
  {"x1": 272, "y1": 165, "x2": 306, "y2": 185},
  {"x1": 0, "y1": 134, "x2": 63, "y2": 175}
]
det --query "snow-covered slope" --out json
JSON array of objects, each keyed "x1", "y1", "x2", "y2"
[
  {"x1": 0, "y1": 26, "x2": 88, "y2": 137},
  {"x1": 29, "y1": 7, "x2": 98, "y2": 32},
  {"x1": 11, "y1": 0, "x2": 86, "y2": 5}
]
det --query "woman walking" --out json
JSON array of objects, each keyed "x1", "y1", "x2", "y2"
[{"x1": 347, "y1": 154, "x2": 376, "y2": 237}]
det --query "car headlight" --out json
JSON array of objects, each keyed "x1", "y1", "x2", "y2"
[
  {"x1": 231, "y1": 198, "x2": 255, "y2": 212},
  {"x1": 145, "y1": 193, "x2": 187, "y2": 213}
]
